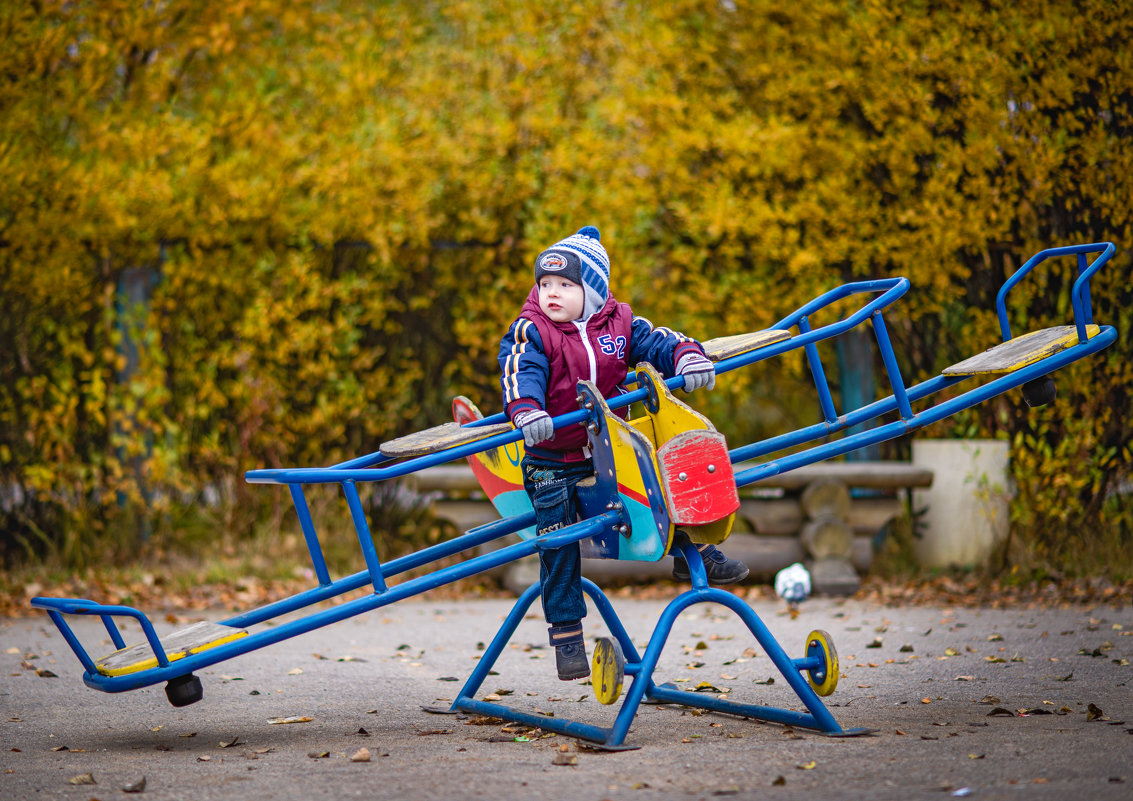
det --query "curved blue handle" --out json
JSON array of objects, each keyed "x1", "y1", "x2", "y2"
[
  {"x1": 771, "y1": 277, "x2": 910, "y2": 332},
  {"x1": 995, "y1": 242, "x2": 1114, "y2": 342}
]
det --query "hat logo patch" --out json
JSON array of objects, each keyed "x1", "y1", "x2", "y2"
[{"x1": 539, "y1": 253, "x2": 569, "y2": 272}]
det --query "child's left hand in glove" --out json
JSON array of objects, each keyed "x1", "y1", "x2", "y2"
[{"x1": 676, "y1": 352, "x2": 716, "y2": 392}]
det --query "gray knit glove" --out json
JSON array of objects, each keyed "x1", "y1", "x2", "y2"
[
  {"x1": 676, "y1": 352, "x2": 716, "y2": 392},
  {"x1": 513, "y1": 409, "x2": 554, "y2": 447}
]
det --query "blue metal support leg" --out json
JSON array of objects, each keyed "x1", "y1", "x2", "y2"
[{"x1": 440, "y1": 542, "x2": 862, "y2": 748}]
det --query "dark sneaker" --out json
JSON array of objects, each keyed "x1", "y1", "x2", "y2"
[
  {"x1": 672, "y1": 545, "x2": 750, "y2": 585},
  {"x1": 555, "y1": 641, "x2": 590, "y2": 681}
]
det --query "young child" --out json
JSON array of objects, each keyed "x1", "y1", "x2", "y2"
[{"x1": 498, "y1": 225, "x2": 749, "y2": 680}]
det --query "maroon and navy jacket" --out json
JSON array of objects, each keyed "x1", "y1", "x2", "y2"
[{"x1": 499, "y1": 286, "x2": 705, "y2": 462}]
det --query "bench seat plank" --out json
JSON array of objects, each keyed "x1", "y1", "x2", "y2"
[
  {"x1": 96, "y1": 621, "x2": 248, "y2": 677},
  {"x1": 703, "y1": 329, "x2": 792, "y2": 362},
  {"x1": 380, "y1": 421, "x2": 513, "y2": 459},
  {"x1": 942, "y1": 324, "x2": 1100, "y2": 377}
]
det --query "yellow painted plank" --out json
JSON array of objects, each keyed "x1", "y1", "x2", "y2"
[
  {"x1": 702, "y1": 329, "x2": 791, "y2": 362},
  {"x1": 95, "y1": 621, "x2": 248, "y2": 677},
  {"x1": 943, "y1": 325, "x2": 1100, "y2": 376}
]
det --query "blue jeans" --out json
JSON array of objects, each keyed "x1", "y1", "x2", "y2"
[{"x1": 521, "y1": 455, "x2": 594, "y2": 626}]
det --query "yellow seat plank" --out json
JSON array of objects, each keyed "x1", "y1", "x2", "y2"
[
  {"x1": 943, "y1": 325, "x2": 1100, "y2": 377},
  {"x1": 702, "y1": 329, "x2": 791, "y2": 362},
  {"x1": 95, "y1": 621, "x2": 248, "y2": 677},
  {"x1": 380, "y1": 420, "x2": 513, "y2": 458}
]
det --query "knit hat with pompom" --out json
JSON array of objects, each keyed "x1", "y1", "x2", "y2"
[{"x1": 533, "y1": 225, "x2": 610, "y2": 319}]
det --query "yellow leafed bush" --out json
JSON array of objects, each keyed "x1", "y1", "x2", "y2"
[{"x1": 1, "y1": 0, "x2": 1129, "y2": 575}]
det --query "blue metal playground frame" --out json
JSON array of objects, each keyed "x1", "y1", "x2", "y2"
[{"x1": 32, "y1": 242, "x2": 1118, "y2": 748}]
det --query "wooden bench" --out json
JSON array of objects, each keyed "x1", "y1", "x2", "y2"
[{"x1": 403, "y1": 461, "x2": 933, "y2": 591}]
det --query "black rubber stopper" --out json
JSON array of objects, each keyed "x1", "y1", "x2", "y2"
[
  {"x1": 1022, "y1": 375, "x2": 1056, "y2": 408},
  {"x1": 165, "y1": 673, "x2": 203, "y2": 707}
]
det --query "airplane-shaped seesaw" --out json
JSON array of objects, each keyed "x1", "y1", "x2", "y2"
[{"x1": 32, "y1": 242, "x2": 1118, "y2": 748}]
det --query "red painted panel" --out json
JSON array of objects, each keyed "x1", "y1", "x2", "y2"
[{"x1": 657, "y1": 431, "x2": 740, "y2": 526}]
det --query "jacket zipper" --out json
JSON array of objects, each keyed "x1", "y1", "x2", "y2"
[
  {"x1": 572, "y1": 318, "x2": 597, "y2": 459},
  {"x1": 573, "y1": 319, "x2": 597, "y2": 382}
]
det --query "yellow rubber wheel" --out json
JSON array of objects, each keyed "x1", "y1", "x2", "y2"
[
  {"x1": 592, "y1": 637, "x2": 626, "y2": 706},
  {"x1": 805, "y1": 629, "x2": 839, "y2": 697}
]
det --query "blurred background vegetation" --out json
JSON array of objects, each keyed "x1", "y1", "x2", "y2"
[{"x1": 1, "y1": 0, "x2": 1130, "y2": 585}]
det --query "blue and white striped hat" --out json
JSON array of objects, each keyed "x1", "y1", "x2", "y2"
[{"x1": 533, "y1": 225, "x2": 611, "y2": 319}]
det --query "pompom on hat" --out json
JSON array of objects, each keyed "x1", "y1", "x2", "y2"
[{"x1": 533, "y1": 225, "x2": 611, "y2": 319}]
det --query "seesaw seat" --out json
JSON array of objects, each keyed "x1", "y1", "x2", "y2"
[
  {"x1": 95, "y1": 621, "x2": 248, "y2": 677},
  {"x1": 578, "y1": 363, "x2": 739, "y2": 556},
  {"x1": 624, "y1": 363, "x2": 739, "y2": 543},
  {"x1": 702, "y1": 329, "x2": 791, "y2": 361},
  {"x1": 943, "y1": 324, "x2": 1101, "y2": 376},
  {"x1": 380, "y1": 420, "x2": 513, "y2": 458}
]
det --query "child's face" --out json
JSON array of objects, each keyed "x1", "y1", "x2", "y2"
[{"x1": 537, "y1": 276, "x2": 585, "y2": 322}]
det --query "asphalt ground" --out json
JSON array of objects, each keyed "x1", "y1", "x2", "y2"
[{"x1": 2, "y1": 593, "x2": 1131, "y2": 801}]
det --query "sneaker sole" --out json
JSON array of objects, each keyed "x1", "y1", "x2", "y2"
[
  {"x1": 672, "y1": 567, "x2": 751, "y2": 585},
  {"x1": 558, "y1": 670, "x2": 591, "y2": 681}
]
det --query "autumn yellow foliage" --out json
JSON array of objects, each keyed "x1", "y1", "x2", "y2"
[{"x1": 1, "y1": 1, "x2": 1130, "y2": 573}]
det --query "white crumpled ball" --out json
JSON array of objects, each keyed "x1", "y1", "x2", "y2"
[{"x1": 774, "y1": 562, "x2": 811, "y2": 603}]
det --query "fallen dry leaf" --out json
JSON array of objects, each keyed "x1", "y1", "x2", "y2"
[
  {"x1": 267, "y1": 716, "x2": 312, "y2": 725},
  {"x1": 552, "y1": 752, "x2": 578, "y2": 766},
  {"x1": 796, "y1": 761, "x2": 817, "y2": 770},
  {"x1": 66, "y1": 773, "x2": 95, "y2": 785},
  {"x1": 351, "y1": 747, "x2": 371, "y2": 762}
]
